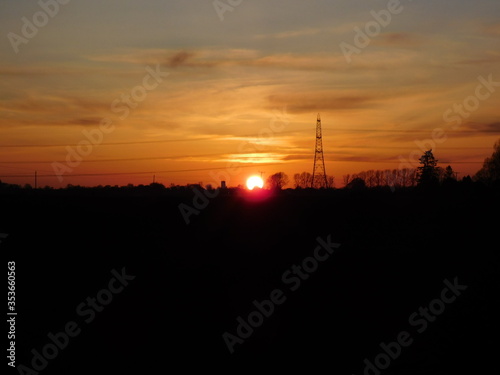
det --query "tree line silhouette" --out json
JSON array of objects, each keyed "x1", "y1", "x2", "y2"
[{"x1": 1, "y1": 139, "x2": 499, "y2": 192}]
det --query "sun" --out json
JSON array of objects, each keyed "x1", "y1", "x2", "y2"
[{"x1": 246, "y1": 175, "x2": 264, "y2": 190}]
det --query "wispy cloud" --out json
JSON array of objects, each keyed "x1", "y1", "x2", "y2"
[
  {"x1": 482, "y1": 22, "x2": 500, "y2": 36},
  {"x1": 268, "y1": 92, "x2": 376, "y2": 114},
  {"x1": 254, "y1": 28, "x2": 322, "y2": 40},
  {"x1": 372, "y1": 32, "x2": 424, "y2": 48},
  {"x1": 461, "y1": 122, "x2": 500, "y2": 133}
]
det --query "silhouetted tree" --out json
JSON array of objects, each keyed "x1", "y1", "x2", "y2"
[
  {"x1": 441, "y1": 165, "x2": 458, "y2": 188},
  {"x1": 443, "y1": 165, "x2": 455, "y2": 180},
  {"x1": 462, "y1": 175, "x2": 473, "y2": 184},
  {"x1": 149, "y1": 182, "x2": 165, "y2": 189},
  {"x1": 343, "y1": 174, "x2": 352, "y2": 187},
  {"x1": 417, "y1": 149, "x2": 439, "y2": 187},
  {"x1": 439, "y1": 165, "x2": 457, "y2": 184},
  {"x1": 326, "y1": 175, "x2": 335, "y2": 188},
  {"x1": 474, "y1": 139, "x2": 500, "y2": 184},
  {"x1": 293, "y1": 172, "x2": 312, "y2": 189},
  {"x1": 266, "y1": 172, "x2": 289, "y2": 190},
  {"x1": 293, "y1": 173, "x2": 300, "y2": 188},
  {"x1": 383, "y1": 169, "x2": 394, "y2": 187},
  {"x1": 375, "y1": 170, "x2": 383, "y2": 186},
  {"x1": 400, "y1": 168, "x2": 417, "y2": 187},
  {"x1": 345, "y1": 177, "x2": 366, "y2": 190},
  {"x1": 344, "y1": 168, "x2": 417, "y2": 189}
]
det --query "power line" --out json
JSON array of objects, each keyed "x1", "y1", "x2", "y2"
[
  {"x1": 0, "y1": 163, "x2": 53, "y2": 173},
  {"x1": 0, "y1": 159, "x2": 486, "y2": 179},
  {"x1": 333, "y1": 146, "x2": 492, "y2": 150},
  {"x1": 0, "y1": 153, "x2": 484, "y2": 166},
  {"x1": 0, "y1": 162, "x2": 284, "y2": 179},
  {"x1": 0, "y1": 128, "x2": 497, "y2": 148},
  {"x1": 324, "y1": 160, "x2": 485, "y2": 164}
]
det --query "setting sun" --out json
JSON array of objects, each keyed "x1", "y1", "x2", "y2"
[{"x1": 246, "y1": 175, "x2": 264, "y2": 190}]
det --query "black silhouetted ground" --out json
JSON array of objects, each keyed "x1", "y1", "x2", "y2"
[{"x1": 1, "y1": 184, "x2": 499, "y2": 374}]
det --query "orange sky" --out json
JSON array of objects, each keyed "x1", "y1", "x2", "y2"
[{"x1": 1, "y1": 1, "x2": 499, "y2": 188}]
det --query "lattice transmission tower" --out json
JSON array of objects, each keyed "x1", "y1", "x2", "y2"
[{"x1": 311, "y1": 113, "x2": 328, "y2": 188}]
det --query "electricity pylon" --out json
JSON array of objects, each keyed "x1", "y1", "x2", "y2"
[{"x1": 311, "y1": 113, "x2": 328, "y2": 188}]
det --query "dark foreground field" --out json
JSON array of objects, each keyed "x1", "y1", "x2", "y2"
[{"x1": 2, "y1": 185, "x2": 499, "y2": 374}]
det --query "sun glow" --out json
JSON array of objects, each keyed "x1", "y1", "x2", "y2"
[{"x1": 246, "y1": 175, "x2": 264, "y2": 190}]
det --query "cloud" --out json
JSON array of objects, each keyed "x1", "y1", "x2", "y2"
[
  {"x1": 162, "y1": 49, "x2": 347, "y2": 72},
  {"x1": 461, "y1": 122, "x2": 500, "y2": 133},
  {"x1": 0, "y1": 66, "x2": 98, "y2": 77},
  {"x1": 452, "y1": 52, "x2": 500, "y2": 66},
  {"x1": 0, "y1": 91, "x2": 119, "y2": 129},
  {"x1": 282, "y1": 154, "x2": 310, "y2": 161},
  {"x1": 87, "y1": 48, "x2": 352, "y2": 73},
  {"x1": 325, "y1": 155, "x2": 396, "y2": 163},
  {"x1": 371, "y1": 33, "x2": 424, "y2": 48},
  {"x1": 281, "y1": 152, "x2": 401, "y2": 164},
  {"x1": 267, "y1": 92, "x2": 376, "y2": 113},
  {"x1": 164, "y1": 51, "x2": 217, "y2": 68},
  {"x1": 70, "y1": 117, "x2": 103, "y2": 127},
  {"x1": 254, "y1": 28, "x2": 322, "y2": 40},
  {"x1": 0, "y1": 94, "x2": 109, "y2": 115},
  {"x1": 86, "y1": 47, "x2": 428, "y2": 76},
  {"x1": 167, "y1": 51, "x2": 193, "y2": 67},
  {"x1": 482, "y1": 22, "x2": 500, "y2": 36}
]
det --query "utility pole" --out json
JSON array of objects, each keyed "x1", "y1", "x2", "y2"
[{"x1": 34, "y1": 170, "x2": 37, "y2": 189}]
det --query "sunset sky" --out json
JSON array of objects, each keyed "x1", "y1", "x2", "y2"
[{"x1": 1, "y1": 0, "x2": 499, "y2": 188}]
